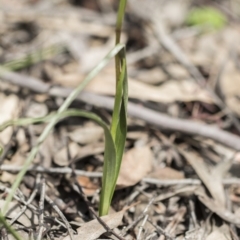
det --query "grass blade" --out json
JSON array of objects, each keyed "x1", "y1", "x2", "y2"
[{"x1": 2, "y1": 43, "x2": 125, "y2": 216}]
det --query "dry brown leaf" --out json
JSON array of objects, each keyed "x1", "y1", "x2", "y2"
[
  {"x1": 53, "y1": 142, "x2": 80, "y2": 166},
  {"x1": 148, "y1": 166, "x2": 184, "y2": 179},
  {"x1": 208, "y1": 224, "x2": 231, "y2": 240},
  {"x1": 38, "y1": 133, "x2": 55, "y2": 168},
  {"x1": 53, "y1": 72, "x2": 83, "y2": 88},
  {"x1": 127, "y1": 131, "x2": 148, "y2": 140},
  {"x1": 1, "y1": 151, "x2": 25, "y2": 183},
  {"x1": 53, "y1": 68, "x2": 213, "y2": 103},
  {"x1": 77, "y1": 176, "x2": 98, "y2": 196},
  {"x1": 0, "y1": 93, "x2": 19, "y2": 145},
  {"x1": 77, "y1": 143, "x2": 105, "y2": 159},
  {"x1": 117, "y1": 146, "x2": 153, "y2": 188},
  {"x1": 68, "y1": 125, "x2": 103, "y2": 145},
  {"x1": 179, "y1": 148, "x2": 226, "y2": 207},
  {"x1": 86, "y1": 72, "x2": 213, "y2": 103},
  {"x1": 196, "y1": 187, "x2": 240, "y2": 227},
  {"x1": 63, "y1": 210, "x2": 124, "y2": 240},
  {"x1": 165, "y1": 64, "x2": 189, "y2": 79},
  {"x1": 135, "y1": 68, "x2": 167, "y2": 84},
  {"x1": 8, "y1": 230, "x2": 29, "y2": 240}
]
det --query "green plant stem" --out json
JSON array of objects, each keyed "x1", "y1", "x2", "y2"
[
  {"x1": 115, "y1": 0, "x2": 127, "y2": 46},
  {"x1": 111, "y1": 0, "x2": 127, "y2": 137},
  {"x1": 100, "y1": 0, "x2": 128, "y2": 216}
]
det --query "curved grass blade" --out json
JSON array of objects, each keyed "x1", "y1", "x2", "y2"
[
  {"x1": 0, "y1": 109, "x2": 116, "y2": 239},
  {"x1": 2, "y1": 43, "x2": 125, "y2": 215}
]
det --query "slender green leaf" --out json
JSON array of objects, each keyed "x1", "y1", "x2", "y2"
[
  {"x1": 99, "y1": 0, "x2": 128, "y2": 216},
  {"x1": 0, "y1": 109, "x2": 117, "y2": 219}
]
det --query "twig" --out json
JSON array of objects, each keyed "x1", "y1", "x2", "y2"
[
  {"x1": 137, "y1": 214, "x2": 149, "y2": 240},
  {"x1": 123, "y1": 197, "x2": 154, "y2": 237},
  {"x1": 189, "y1": 198, "x2": 198, "y2": 228},
  {"x1": 0, "y1": 185, "x2": 37, "y2": 212},
  {"x1": 0, "y1": 165, "x2": 102, "y2": 177},
  {"x1": 2, "y1": 165, "x2": 240, "y2": 186},
  {"x1": 147, "y1": 219, "x2": 174, "y2": 240},
  {"x1": 44, "y1": 195, "x2": 74, "y2": 240},
  {"x1": 9, "y1": 174, "x2": 41, "y2": 226},
  {"x1": 159, "y1": 206, "x2": 186, "y2": 240},
  {"x1": 1, "y1": 72, "x2": 240, "y2": 150},
  {"x1": 37, "y1": 178, "x2": 46, "y2": 240},
  {"x1": 146, "y1": 232, "x2": 158, "y2": 240}
]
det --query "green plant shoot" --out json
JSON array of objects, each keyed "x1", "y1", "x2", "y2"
[{"x1": 99, "y1": 0, "x2": 128, "y2": 216}]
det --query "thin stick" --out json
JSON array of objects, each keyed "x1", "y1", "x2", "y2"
[
  {"x1": 2, "y1": 165, "x2": 240, "y2": 186},
  {"x1": 137, "y1": 214, "x2": 149, "y2": 240},
  {"x1": 44, "y1": 195, "x2": 74, "y2": 240},
  {"x1": 0, "y1": 185, "x2": 37, "y2": 212},
  {"x1": 0, "y1": 165, "x2": 102, "y2": 177},
  {"x1": 123, "y1": 197, "x2": 154, "y2": 236},
  {"x1": 37, "y1": 179, "x2": 46, "y2": 240},
  {"x1": 147, "y1": 219, "x2": 174, "y2": 240},
  {"x1": 9, "y1": 174, "x2": 41, "y2": 226}
]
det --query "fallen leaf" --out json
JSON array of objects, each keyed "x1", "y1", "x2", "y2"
[
  {"x1": 148, "y1": 167, "x2": 184, "y2": 179},
  {"x1": 179, "y1": 147, "x2": 226, "y2": 207},
  {"x1": 0, "y1": 93, "x2": 20, "y2": 145},
  {"x1": 206, "y1": 230, "x2": 230, "y2": 240},
  {"x1": 206, "y1": 224, "x2": 231, "y2": 240},
  {"x1": 68, "y1": 125, "x2": 103, "y2": 145},
  {"x1": 8, "y1": 230, "x2": 29, "y2": 240},
  {"x1": 53, "y1": 142, "x2": 80, "y2": 166},
  {"x1": 77, "y1": 143, "x2": 105, "y2": 159},
  {"x1": 1, "y1": 151, "x2": 25, "y2": 183},
  {"x1": 165, "y1": 64, "x2": 189, "y2": 79},
  {"x1": 53, "y1": 68, "x2": 213, "y2": 103},
  {"x1": 135, "y1": 68, "x2": 167, "y2": 84},
  {"x1": 117, "y1": 146, "x2": 153, "y2": 188},
  {"x1": 196, "y1": 187, "x2": 240, "y2": 227},
  {"x1": 87, "y1": 72, "x2": 213, "y2": 103},
  {"x1": 77, "y1": 176, "x2": 98, "y2": 196},
  {"x1": 38, "y1": 133, "x2": 55, "y2": 168},
  {"x1": 63, "y1": 210, "x2": 124, "y2": 240}
]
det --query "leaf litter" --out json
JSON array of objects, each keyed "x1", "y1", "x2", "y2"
[{"x1": 1, "y1": 0, "x2": 240, "y2": 239}]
